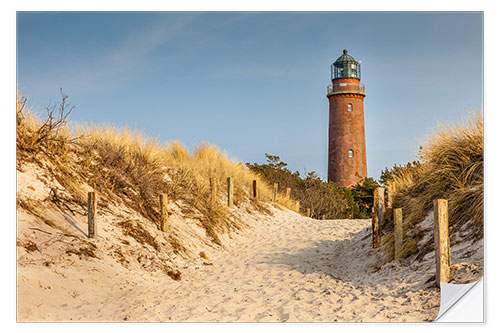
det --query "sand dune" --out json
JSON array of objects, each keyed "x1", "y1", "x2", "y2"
[{"x1": 16, "y1": 163, "x2": 482, "y2": 322}]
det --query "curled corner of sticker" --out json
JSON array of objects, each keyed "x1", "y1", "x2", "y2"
[{"x1": 435, "y1": 278, "x2": 484, "y2": 322}]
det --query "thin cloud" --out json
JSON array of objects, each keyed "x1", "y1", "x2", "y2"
[
  {"x1": 108, "y1": 14, "x2": 200, "y2": 67},
  {"x1": 34, "y1": 14, "x2": 200, "y2": 95}
]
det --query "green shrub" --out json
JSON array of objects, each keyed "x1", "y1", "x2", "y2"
[{"x1": 246, "y1": 154, "x2": 377, "y2": 219}]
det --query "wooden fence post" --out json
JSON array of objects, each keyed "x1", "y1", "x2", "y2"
[
  {"x1": 306, "y1": 208, "x2": 311, "y2": 217},
  {"x1": 87, "y1": 192, "x2": 96, "y2": 238},
  {"x1": 434, "y1": 199, "x2": 451, "y2": 286},
  {"x1": 387, "y1": 181, "x2": 396, "y2": 208},
  {"x1": 394, "y1": 208, "x2": 403, "y2": 260},
  {"x1": 227, "y1": 177, "x2": 234, "y2": 208},
  {"x1": 372, "y1": 187, "x2": 385, "y2": 248},
  {"x1": 210, "y1": 177, "x2": 217, "y2": 208},
  {"x1": 273, "y1": 183, "x2": 278, "y2": 203},
  {"x1": 252, "y1": 180, "x2": 257, "y2": 199},
  {"x1": 286, "y1": 187, "x2": 291, "y2": 200},
  {"x1": 160, "y1": 193, "x2": 168, "y2": 232}
]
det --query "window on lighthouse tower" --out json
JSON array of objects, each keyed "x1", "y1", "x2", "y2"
[
  {"x1": 348, "y1": 150, "x2": 354, "y2": 158},
  {"x1": 347, "y1": 103, "x2": 352, "y2": 112}
]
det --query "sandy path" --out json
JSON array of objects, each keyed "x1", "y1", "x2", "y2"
[{"x1": 82, "y1": 209, "x2": 439, "y2": 322}]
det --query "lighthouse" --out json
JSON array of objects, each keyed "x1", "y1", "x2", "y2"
[{"x1": 327, "y1": 49, "x2": 367, "y2": 186}]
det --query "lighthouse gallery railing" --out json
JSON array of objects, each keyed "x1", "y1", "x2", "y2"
[{"x1": 327, "y1": 83, "x2": 365, "y2": 96}]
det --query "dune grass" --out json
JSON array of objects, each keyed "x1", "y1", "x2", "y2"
[
  {"x1": 381, "y1": 111, "x2": 483, "y2": 261},
  {"x1": 17, "y1": 94, "x2": 300, "y2": 247}
]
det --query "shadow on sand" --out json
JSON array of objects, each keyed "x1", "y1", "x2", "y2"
[
  {"x1": 261, "y1": 225, "x2": 435, "y2": 293},
  {"x1": 63, "y1": 214, "x2": 88, "y2": 237}
]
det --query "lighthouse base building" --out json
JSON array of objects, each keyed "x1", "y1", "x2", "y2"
[{"x1": 327, "y1": 50, "x2": 367, "y2": 187}]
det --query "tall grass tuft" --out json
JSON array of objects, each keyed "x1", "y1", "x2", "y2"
[
  {"x1": 381, "y1": 111, "x2": 483, "y2": 261},
  {"x1": 17, "y1": 94, "x2": 300, "y2": 247}
]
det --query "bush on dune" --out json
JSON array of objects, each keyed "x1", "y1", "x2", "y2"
[{"x1": 247, "y1": 154, "x2": 378, "y2": 219}]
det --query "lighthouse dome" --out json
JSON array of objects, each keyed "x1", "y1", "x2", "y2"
[{"x1": 334, "y1": 49, "x2": 358, "y2": 64}]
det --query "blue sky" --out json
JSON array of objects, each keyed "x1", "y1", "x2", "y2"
[{"x1": 16, "y1": 12, "x2": 483, "y2": 180}]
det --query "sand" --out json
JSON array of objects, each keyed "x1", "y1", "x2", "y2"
[
  {"x1": 17, "y1": 210, "x2": 439, "y2": 322},
  {"x1": 16, "y1": 162, "x2": 482, "y2": 322},
  {"x1": 138, "y1": 211, "x2": 441, "y2": 322}
]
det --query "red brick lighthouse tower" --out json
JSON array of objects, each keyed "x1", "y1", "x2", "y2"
[{"x1": 327, "y1": 49, "x2": 367, "y2": 186}]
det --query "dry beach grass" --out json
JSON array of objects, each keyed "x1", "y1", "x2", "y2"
[
  {"x1": 381, "y1": 112, "x2": 483, "y2": 265},
  {"x1": 17, "y1": 93, "x2": 299, "y2": 247}
]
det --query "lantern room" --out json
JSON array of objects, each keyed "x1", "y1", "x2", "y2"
[{"x1": 331, "y1": 49, "x2": 361, "y2": 80}]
